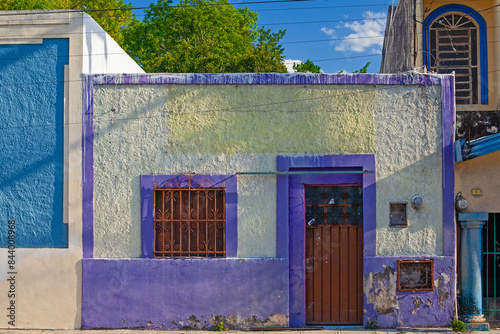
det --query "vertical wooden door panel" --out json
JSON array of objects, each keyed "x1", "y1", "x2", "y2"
[
  {"x1": 331, "y1": 225, "x2": 340, "y2": 323},
  {"x1": 357, "y1": 226, "x2": 364, "y2": 324},
  {"x1": 339, "y1": 225, "x2": 349, "y2": 323},
  {"x1": 348, "y1": 226, "x2": 358, "y2": 323},
  {"x1": 305, "y1": 185, "x2": 363, "y2": 325},
  {"x1": 322, "y1": 226, "x2": 332, "y2": 323},
  {"x1": 313, "y1": 228, "x2": 323, "y2": 323},
  {"x1": 306, "y1": 228, "x2": 314, "y2": 321}
]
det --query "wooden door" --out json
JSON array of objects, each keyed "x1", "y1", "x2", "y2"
[{"x1": 305, "y1": 185, "x2": 363, "y2": 325}]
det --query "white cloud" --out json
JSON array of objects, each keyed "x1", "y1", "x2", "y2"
[
  {"x1": 284, "y1": 59, "x2": 302, "y2": 73},
  {"x1": 320, "y1": 27, "x2": 335, "y2": 37},
  {"x1": 322, "y1": 11, "x2": 387, "y2": 53}
]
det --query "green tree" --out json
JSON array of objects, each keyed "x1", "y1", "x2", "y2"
[
  {"x1": 122, "y1": 0, "x2": 287, "y2": 73},
  {"x1": 0, "y1": 0, "x2": 133, "y2": 45},
  {"x1": 338, "y1": 62, "x2": 371, "y2": 74},
  {"x1": 293, "y1": 59, "x2": 321, "y2": 73},
  {"x1": 353, "y1": 62, "x2": 371, "y2": 73}
]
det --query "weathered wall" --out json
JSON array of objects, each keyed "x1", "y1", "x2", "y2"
[
  {"x1": 456, "y1": 150, "x2": 500, "y2": 212},
  {"x1": 92, "y1": 84, "x2": 377, "y2": 258},
  {"x1": 379, "y1": 0, "x2": 414, "y2": 73},
  {"x1": 92, "y1": 83, "x2": 443, "y2": 258},
  {"x1": 84, "y1": 73, "x2": 454, "y2": 329},
  {"x1": 374, "y1": 85, "x2": 443, "y2": 256},
  {"x1": 363, "y1": 256, "x2": 455, "y2": 328}
]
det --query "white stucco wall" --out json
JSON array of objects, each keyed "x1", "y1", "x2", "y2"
[
  {"x1": 91, "y1": 82, "x2": 444, "y2": 259},
  {"x1": 374, "y1": 85, "x2": 443, "y2": 256}
]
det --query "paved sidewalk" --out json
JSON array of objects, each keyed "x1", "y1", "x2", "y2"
[{"x1": 0, "y1": 329, "x2": 498, "y2": 334}]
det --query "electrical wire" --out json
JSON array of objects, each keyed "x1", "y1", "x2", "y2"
[
  {"x1": 0, "y1": 2, "x2": 497, "y2": 75},
  {"x1": 0, "y1": 83, "x2": 438, "y2": 131}
]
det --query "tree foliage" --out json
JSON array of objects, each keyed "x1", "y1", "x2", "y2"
[
  {"x1": 338, "y1": 62, "x2": 371, "y2": 74},
  {"x1": 0, "y1": 0, "x2": 133, "y2": 45},
  {"x1": 122, "y1": 0, "x2": 287, "y2": 73},
  {"x1": 0, "y1": 0, "x2": 287, "y2": 73},
  {"x1": 353, "y1": 62, "x2": 371, "y2": 73},
  {"x1": 292, "y1": 59, "x2": 321, "y2": 73}
]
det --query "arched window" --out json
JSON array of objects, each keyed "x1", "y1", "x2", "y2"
[
  {"x1": 424, "y1": 5, "x2": 488, "y2": 105},
  {"x1": 430, "y1": 14, "x2": 478, "y2": 104}
]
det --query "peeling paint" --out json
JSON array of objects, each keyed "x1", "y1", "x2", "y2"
[
  {"x1": 210, "y1": 313, "x2": 288, "y2": 329},
  {"x1": 363, "y1": 266, "x2": 398, "y2": 316},
  {"x1": 411, "y1": 297, "x2": 423, "y2": 315},
  {"x1": 459, "y1": 294, "x2": 481, "y2": 316},
  {"x1": 168, "y1": 314, "x2": 288, "y2": 330},
  {"x1": 187, "y1": 315, "x2": 201, "y2": 328},
  {"x1": 435, "y1": 276, "x2": 451, "y2": 309},
  {"x1": 363, "y1": 257, "x2": 455, "y2": 328}
]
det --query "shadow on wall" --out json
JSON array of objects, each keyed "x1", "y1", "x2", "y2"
[
  {"x1": 375, "y1": 152, "x2": 445, "y2": 256},
  {"x1": 0, "y1": 39, "x2": 69, "y2": 248}
]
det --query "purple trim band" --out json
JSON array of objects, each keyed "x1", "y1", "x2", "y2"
[
  {"x1": 82, "y1": 76, "x2": 94, "y2": 258},
  {"x1": 441, "y1": 76, "x2": 455, "y2": 256},
  {"x1": 140, "y1": 174, "x2": 237, "y2": 258},
  {"x1": 88, "y1": 73, "x2": 442, "y2": 86}
]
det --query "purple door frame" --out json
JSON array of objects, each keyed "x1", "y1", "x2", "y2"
[{"x1": 276, "y1": 155, "x2": 376, "y2": 327}]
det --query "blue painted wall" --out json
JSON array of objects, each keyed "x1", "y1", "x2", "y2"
[{"x1": 0, "y1": 39, "x2": 69, "y2": 248}]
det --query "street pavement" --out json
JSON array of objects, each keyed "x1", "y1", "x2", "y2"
[{"x1": 0, "y1": 328, "x2": 499, "y2": 334}]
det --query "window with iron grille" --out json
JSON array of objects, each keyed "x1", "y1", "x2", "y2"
[
  {"x1": 397, "y1": 260, "x2": 434, "y2": 291},
  {"x1": 305, "y1": 185, "x2": 363, "y2": 226},
  {"x1": 429, "y1": 13, "x2": 478, "y2": 104},
  {"x1": 154, "y1": 186, "x2": 225, "y2": 258}
]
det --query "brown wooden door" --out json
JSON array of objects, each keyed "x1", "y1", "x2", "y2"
[{"x1": 305, "y1": 185, "x2": 363, "y2": 325}]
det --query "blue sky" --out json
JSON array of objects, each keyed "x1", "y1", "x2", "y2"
[{"x1": 129, "y1": 0, "x2": 394, "y2": 73}]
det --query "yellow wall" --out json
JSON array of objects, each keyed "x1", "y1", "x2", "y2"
[
  {"x1": 456, "y1": 150, "x2": 500, "y2": 213},
  {"x1": 165, "y1": 85, "x2": 375, "y2": 155}
]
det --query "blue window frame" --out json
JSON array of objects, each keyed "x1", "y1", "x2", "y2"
[{"x1": 424, "y1": 5, "x2": 488, "y2": 105}]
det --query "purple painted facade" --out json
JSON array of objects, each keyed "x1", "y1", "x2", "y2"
[
  {"x1": 363, "y1": 256, "x2": 455, "y2": 328},
  {"x1": 81, "y1": 73, "x2": 456, "y2": 329},
  {"x1": 82, "y1": 258, "x2": 289, "y2": 329}
]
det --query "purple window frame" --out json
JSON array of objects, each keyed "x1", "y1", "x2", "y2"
[{"x1": 140, "y1": 174, "x2": 238, "y2": 258}]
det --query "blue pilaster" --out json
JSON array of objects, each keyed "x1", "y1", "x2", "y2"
[{"x1": 458, "y1": 212, "x2": 489, "y2": 331}]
